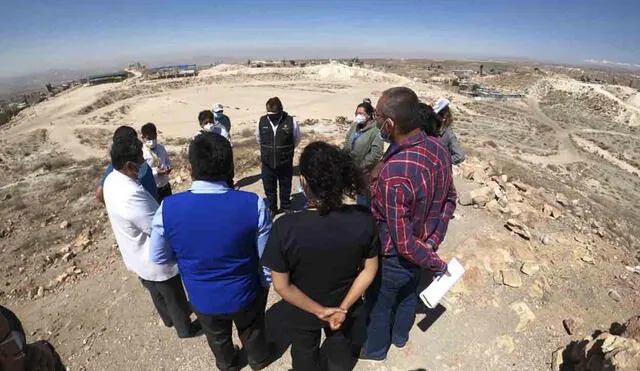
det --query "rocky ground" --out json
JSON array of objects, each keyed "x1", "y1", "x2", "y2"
[{"x1": 1, "y1": 62, "x2": 639, "y2": 370}]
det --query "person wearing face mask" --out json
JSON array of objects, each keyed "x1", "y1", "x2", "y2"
[
  {"x1": 103, "y1": 136, "x2": 201, "y2": 339},
  {"x1": 96, "y1": 126, "x2": 158, "y2": 204},
  {"x1": 196, "y1": 110, "x2": 231, "y2": 143},
  {"x1": 433, "y1": 98, "x2": 465, "y2": 165},
  {"x1": 343, "y1": 102, "x2": 383, "y2": 207},
  {"x1": 212, "y1": 103, "x2": 232, "y2": 133},
  {"x1": 255, "y1": 97, "x2": 301, "y2": 217},
  {"x1": 360, "y1": 87, "x2": 457, "y2": 362},
  {"x1": 141, "y1": 123, "x2": 173, "y2": 202}
]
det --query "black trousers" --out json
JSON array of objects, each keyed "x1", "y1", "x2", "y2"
[
  {"x1": 195, "y1": 289, "x2": 271, "y2": 371},
  {"x1": 290, "y1": 324, "x2": 355, "y2": 371},
  {"x1": 261, "y1": 161, "x2": 293, "y2": 213},
  {"x1": 139, "y1": 274, "x2": 192, "y2": 337},
  {"x1": 157, "y1": 183, "x2": 173, "y2": 203}
]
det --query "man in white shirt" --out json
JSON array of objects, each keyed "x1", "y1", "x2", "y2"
[
  {"x1": 141, "y1": 123, "x2": 173, "y2": 202},
  {"x1": 255, "y1": 97, "x2": 301, "y2": 217},
  {"x1": 103, "y1": 136, "x2": 200, "y2": 338}
]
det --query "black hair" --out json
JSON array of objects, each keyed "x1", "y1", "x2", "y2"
[
  {"x1": 110, "y1": 136, "x2": 143, "y2": 171},
  {"x1": 355, "y1": 102, "x2": 375, "y2": 118},
  {"x1": 112, "y1": 125, "x2": 137, "y2": 142},
  {"x1": 299, "y1": 141, "x2": 364, "y2": 216},
  {"x1": 188, "y1": 132, "x2": 234, "y2": 183},
  {"x1": 380, "y1": 87, "x2": 421, "y2": 133},
  {"x1": 141, "y1": 122, "x2": 157, "y2": 137},
  {"x1": 198, "y1": 110, "x2": 214, "y2": 124},
  {"x1": 417, "y1": 103, "x2": 441, "y2": 136},
  {"x1": 266, "y1": 97, "x2": 283, "y2": 113}
]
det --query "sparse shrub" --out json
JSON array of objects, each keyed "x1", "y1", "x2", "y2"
[
  {"x1": 165, "y1": 137, "x2": 190, "y2": 146},
  {"x1": 300, "y1": 118, "x2": 319, "y2": 127},
  {"x1": 240, "y1": 128, "x2": 253, "y2": 138},
  {"x1": 484, "y1": 140, "x2": 498, "y2": 148}
]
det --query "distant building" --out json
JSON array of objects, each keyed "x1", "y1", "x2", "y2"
[
  {"x1": 147, "y1": 64, "x2": 197, "y2": 79},
  {"x1": 88, "y1": 71, "x2": 129, "y2": 85}
]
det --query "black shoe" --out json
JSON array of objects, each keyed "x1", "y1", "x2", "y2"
[
  {"x1": 358, "y1": 349, "x2": 386, "y2": 362},
  {"x1": 178, "y1": 320, "x2": 203, "y2": 339}
]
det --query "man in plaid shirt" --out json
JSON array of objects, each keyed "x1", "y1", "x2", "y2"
[{"x1": 361, "y1": 87, "x2": 457, "y2": 361}]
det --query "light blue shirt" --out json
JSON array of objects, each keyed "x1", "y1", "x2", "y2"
[{"x1": 149, "y1": 180, "x2": 273, "y2": 285}]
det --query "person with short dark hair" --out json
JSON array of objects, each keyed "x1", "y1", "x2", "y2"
[
  {"x1": 96, "y1": 125, "x2": 158, "y2": 204},
  {"x1": 262, "y1": 141, "x2": 379, "y2": 370},
  {"x1": 103, "y1": 136, "x2": 198, "y2": 340},
  {"x1": 141, "y1": 123, "x2": 173, "y2": 202},
  {"x1": 150, "y1": 132, "x2": 275, "y2": 371},
  {"x1": 433, "y1": 98, "x2": 465, "y2": 164},
  {"x1": 343, "y1": 101, "x2": 383, "y2": 207},
  {"x1": 255, "y1": 97, "x2": 301, "y2": 216},
  {"x1": 196, "y1": 110, "x2": 230, "y2": 142},
  {"x1": 360, "y1": 87, "x2": 457, "y2": 361},
  {"x1": 212, "y1": 103, "x2": 232, "y2": 133}
]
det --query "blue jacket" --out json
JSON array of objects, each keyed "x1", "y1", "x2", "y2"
[{"x1": 160, "y1": 189, "x2": 263, "y2": 315}]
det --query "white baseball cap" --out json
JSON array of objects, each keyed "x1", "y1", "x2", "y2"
[
  {"x1": 213, "y1": 103, "x2": 224, "y2": 112},
  {"x1": 433, "y1": 98, "x2": 451, "y2": 114}
]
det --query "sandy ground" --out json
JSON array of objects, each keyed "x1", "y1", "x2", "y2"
[{"x1": 1, "y1": 62, "x2": 639, "y2": 371}]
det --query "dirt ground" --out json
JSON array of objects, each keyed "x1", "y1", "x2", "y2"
[{"x1": 1, "y1": 62, "x2": 639, "y2": 371}]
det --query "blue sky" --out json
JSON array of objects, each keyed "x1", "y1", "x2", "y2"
[{"x1": 0, "y1": 0, "x2": 638, "y2": 76}]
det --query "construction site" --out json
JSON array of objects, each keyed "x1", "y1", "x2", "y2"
[{"x1": 1, "y1": 59, "x2": 640, "y2": 370}]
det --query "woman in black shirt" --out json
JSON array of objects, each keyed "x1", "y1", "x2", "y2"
[{"x1": 262, "y1": 141, "x2": 379, "y2": 371}]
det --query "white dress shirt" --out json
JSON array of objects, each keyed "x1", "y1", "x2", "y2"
[
  {"x1": 103, "y1": 169, "x2": 179, "y2": 281},
  {"x1": 143, "y1": 143, "x2": 171, "y2": 188}
]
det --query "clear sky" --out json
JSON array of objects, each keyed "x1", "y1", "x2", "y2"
[{"x1": 1, "y1": 0, "x2": 638, "y2": 77}]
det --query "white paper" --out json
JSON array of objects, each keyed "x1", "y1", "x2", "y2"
[{"x1": 419, "y1": 258, "x2": 465, "y2": 309}]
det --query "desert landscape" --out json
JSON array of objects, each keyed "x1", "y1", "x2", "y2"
[{"x1": 1, "y1": 60, "x2": 640, "y2": 370}]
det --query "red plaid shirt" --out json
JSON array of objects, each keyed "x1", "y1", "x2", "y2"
[{"x1": 370, "y1": 131, "x2": 456, "y2": 271}]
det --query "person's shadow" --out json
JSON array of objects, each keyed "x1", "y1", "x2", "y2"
[{"x1": 415, "y1": 270, "x2": 448, "y2": 332}]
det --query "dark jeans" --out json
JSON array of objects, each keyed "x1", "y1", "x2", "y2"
[
  {"x1": 157, "y1": 183, "x2": 172, "y2": 202},
  {"x1": 362, "y1": 255, "x2": 421, "y2": 359},
  {"x1": 139, "y1": 274, "x2": 192, "y2": 337},
  {"x1": 195, "y1": 289, "x2": 271, "y2": 371},
  {"x1": 290, "y1": 321, "x2": 355, "y2": 371},
  {"x1": 261, "y1": 161, "x2": 293, "y2": 212}
]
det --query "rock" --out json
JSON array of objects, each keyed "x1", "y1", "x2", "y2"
[
  {"x1": 529, "y1": 277, "x2": 550, "y2": 299},
  {"x1": 498, "y1": 196, "x2": 509, "y2": 208},
  {"x1": 505, "y1": 219, "x2": 532, "y2": 240},
  {"x1": 512, "y1": 181, "x2": 528, "y2": 192},
  {"x1": 608, "y1": 289, "x2": 622, "y2": 302},
  {"x1": 622, "y1": 315, "x2": 640, "y2": 342},
  {"x1": 581, "y1": 256, "x2": 595, "y2": 264},
  {"x1": 551, "y1": 347, "x2": 565, "y2": 371},
  {"x1": 542, "y1": 204, "x2": 561, "y2": 219},
  {"x1": 508, "y1": 204, "x2": 522, "y2": 217},
  {"x1": 472, "y1": 194, "x2": 490, "y2": 207},
  {"x1": 470, "y1": 186, "x2": 493, "y2": 206},
  {"x1": 496, "y1": 335, "x2": 515, "y2": 354},
  {"x1": 562, "y1": 317, "x2": 584, "y2": 335},
  {"x1": 556, "y1": 193, "x2": 569, "y2": 207},
  {"x1": 501, "y1": 269, "x2": 523, "y2": 288},
  {"x1": 575, "y1": 235, "x2": 587, "y2": 244},
  {"x1": 486, "y1": 199, "x2": 500, "y2": 213},
  {"x1": 59, "y1": 221, "x2": 70, "y2": 229},
  {"x1": 35, "y1": 286, "x2": 44, "y2": 299},
  {"x1": 505, "y1": 183, "x2": 524, "y2": 202},
  {"x1": 521, "y1": 262, "x2": 540, "y2": 276},
  {"x1": 458, "y1": 192, "x2": 473, "y2": 206},
  {"x1": 510, "y1": 301, "x2": 536, "y2": 332},
  {"x1": 61, "y1": 252, "x2": 74, "y2": 262},
  {"x1": 59, "y1": 245, "x2": 70, "y2": 254},
  {"x1": 541, "y1": 235, "x2": 552, "y2": 245},
  {"x1": 55, "y1": 273, "x2": 69, "y2": 284},
  {"x1": 574, "y1": 207, "x2": 585, "y2": 218},
  {"x1": 500, "y1": 174, "x2": 509, "y2": 184}
]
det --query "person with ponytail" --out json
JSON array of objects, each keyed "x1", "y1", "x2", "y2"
[
  {"x1": 343, "y1": 101, "x2": 383, "y2": 207},
  {"x1": 262, "y1": 141, "x2": 380, "y2": 370}
]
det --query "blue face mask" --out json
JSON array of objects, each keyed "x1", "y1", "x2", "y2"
[{"x1": 214, "y1": 112, "x2": 222, "y2": 119}]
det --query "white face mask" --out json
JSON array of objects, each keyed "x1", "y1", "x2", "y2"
[
  {"x1": 354, "y1": 114, "x2": 367, "y2": 124},
  {"x1": 203, "y1": 123, "x2": 214, "y2": 132},
  {"x1": 145, "y1": 139, "x2": 157, "y2": 148}
]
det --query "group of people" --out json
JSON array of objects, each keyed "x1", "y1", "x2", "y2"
[{"x1": 96, "y1": 87, "x2": 462, "y2": 371}]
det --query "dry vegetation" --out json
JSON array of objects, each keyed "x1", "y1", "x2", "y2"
[{"x1": 74, "y1": 127, "x2": 113, "y2": 150}]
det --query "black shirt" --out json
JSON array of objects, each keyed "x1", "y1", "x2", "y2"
[{"x1": 261, "y1": 206, "x2": 379, "y2": 329}]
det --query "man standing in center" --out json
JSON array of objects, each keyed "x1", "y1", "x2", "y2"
[
  {"x1": 256, "y1": 97, "x2": 301, "y2": 217},
  {"x1": 150, "y1": 132, "x2": 274, "y2": 371},
  {"x1": 361, "y1": 87, "x2": 457, "y2": 361}
]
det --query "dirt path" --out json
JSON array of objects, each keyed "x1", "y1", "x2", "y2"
[{"x1": 520, "y1": 96, "x2": 585, "y2": 165}]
